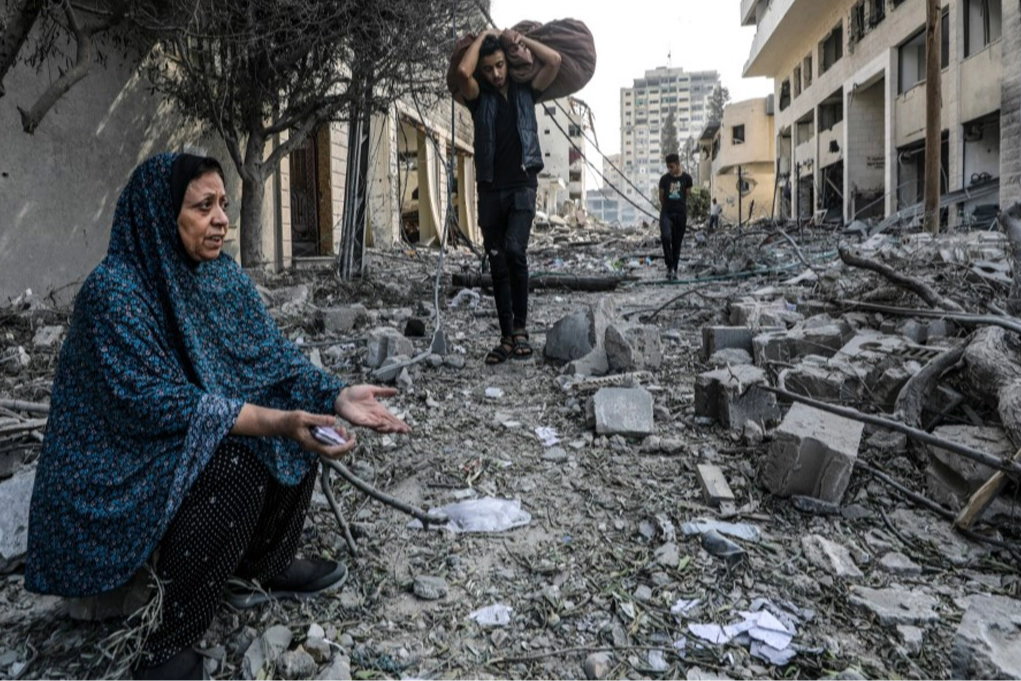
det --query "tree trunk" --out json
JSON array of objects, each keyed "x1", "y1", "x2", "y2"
[
  {"x1": 962, "y1": 326, "x2": 1021, "y2": 448},
  {"x1": 238, "y1": 164, "x2": 267, "y2": 269},
  {"x1": 0, "y1": 0, "x2": 44, "y2": 98},
  {"x1": 1002, "y1": 203, "x2": 1021, "y2": 314},
  {"x1": 923, "y1": 0, "x2": 942, "y2": 234}
]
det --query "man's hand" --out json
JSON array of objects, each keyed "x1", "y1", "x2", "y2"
[{"x1": 335, "y1": 385, "x2": 411, "y2": 434}]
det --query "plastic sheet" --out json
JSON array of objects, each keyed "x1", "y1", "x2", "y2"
[{"x1": 407, "y1": 497, "x2": 531, "y2": 534}]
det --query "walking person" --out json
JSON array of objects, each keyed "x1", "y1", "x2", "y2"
[
  {"x1": 452, "y1": 29, "x2": 561, "y2": 364},
  {"x1": 709, "y1": 197, "x2": 722, "y2": 231},
  {"x1": 658, "y1": 153, "x2": 693, "y2": 280}
]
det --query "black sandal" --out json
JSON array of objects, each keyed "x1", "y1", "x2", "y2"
[
  {"x1": 511, "y1": 330, "x2": 533, "y2": 360},
  {"x1": 485, "y1": 337, "x2": 515, "y2": 365}
]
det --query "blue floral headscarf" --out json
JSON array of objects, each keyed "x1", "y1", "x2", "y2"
[{"x1": 26, "y1": 152, "x2": 344, "y2": 597}]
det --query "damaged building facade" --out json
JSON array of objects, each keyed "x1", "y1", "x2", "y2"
[
  {"x1": 741, "y1": 0, "x2": 1021, "y2": 224},
  {"x1": 0, "y1": 40, "x2": 477, "y2": 302},
  {"x1": 701, "y1": 96, "x2": 778, "y2": 225},
  {"x1": 536, "y1": 97, "x2": 588, "y2": 218}
]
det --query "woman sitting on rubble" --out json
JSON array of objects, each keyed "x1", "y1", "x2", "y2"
[{"x1": 24, "y1": 152, "x2": 410, "y2": 680}]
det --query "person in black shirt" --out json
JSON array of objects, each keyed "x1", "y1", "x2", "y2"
[
  {"x1": 453, "y1": 30, "x2": 561, "y2": 364},
  {"x1": 658, "y1": 153, "x2": 693, "y2": 280}
]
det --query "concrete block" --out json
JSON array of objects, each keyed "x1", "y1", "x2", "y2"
[
  {"x1": 605, "y1": 325, "x2": 663, "y2": 372},
  {"x1": 567, "y1": 348, "x2": 609, "y2": 378},
  {"x1": 753, "y1": 324, "x2": 848, "y2": 365},
  {"x1": 729, "y1": 299, "x2": 803, "y2": 328},
  {"x1": 696, "y1": 464, "x2": 735, "y2": 507},
  {"x1": 778, "y1": 360, "x2": 865, "y2": 403},
  {"x1": 0, "y1": 466, "x2": 34, "y2": 573},
  {"x1": 928, "y1": 426, "x2": 1012, "y2": 490},
  {"x1": 952, "y1": 594, "x2": 1021, "y2": 680},
  {"x1": 322, "y1": 305, "x2": 368, "y2": 335},
  {"x1": 707, "y1": 348, "x2": 754, "y2": 367},
  {"x1": 545, "y1": 310, "x2": 596, "y2": 363},
  {"x1": 626, "y1": 325, "x2": 663, "y2": 370},
  {"x1": 365, "y1": 328, "x2": 412, "y2": 369},
  {"x1": 694, "y1": 364, "x2": 780, "y2": 429},
  {"x1": 702, "y1": 325, "x2": 783, "y2": 361},
  {"x1": 761, "y1": 402, "x2": 864, "y2": 504},
  {"x1": 593, "y1": 388, "x2": 655, "y2": 438}
]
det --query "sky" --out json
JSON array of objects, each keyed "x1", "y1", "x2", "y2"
[{"x1": 490, "y1": 0, "x2": 774, "y2": 189}]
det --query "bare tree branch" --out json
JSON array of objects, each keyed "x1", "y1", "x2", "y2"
[{"x1": 0, "y1": 0, "x2": 46, "y2": 97}]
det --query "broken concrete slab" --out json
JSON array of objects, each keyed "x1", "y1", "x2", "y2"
[
  {"x1": 545, "y1": 310, "x2": 596, "y2": 363},
  {"x1": 694, "y1": 364, "x2": 780, "y2": 430},
  {"x1": 322, "y1": 304, "x2": 368, "y2": 335},
  {"x1": 593, "y1": 388, "x2": 655, "y2": 438},
  {"x1": 925, "y1": 426, "x2": 1016, "y2": 521},
  {"x1": 696, "y1": 464, "x2": 735, "y2": 508},
  {"x1": 802, "y1": 534, "x2": 864, "y2": 578},
  {"x1": 545, "y1": 297, "x2": 619, "y2": 365},
  {"x1": 848, "y1": 586, "x2": 940, "y2": 626},
  {"x1": 778, "y1": 359, "x2": 865, "y2": 404},
  {"x1": 32, "y1": 325, "x2": 64, "y2": 349},
  {"x1": 952, "y1": 594, "x2": 1021, "y2": 680},
  {"x1": 898, "y1": 625, "x2": 925, "y2": 656},
  {"x1": 605, "y1": 324, "x2": 663, "y2": 373},
  {"x1": 366, "y1": 328, "x2": 414, "y2": 369},
  {"x1": 761, "y1": 402, "x2": 864, "y2": 504},
  {"x1": 0, "y1": 466, "x2": 34, "y2": 573},
  {"x1": 702, "y1": 326, "x2": 780, "y2": 361},
  {"x1": 928, "y1": 426, "x2": 1011, "y2": 491},
  {"x1": 877, "y1": 552, "x2": 922, "y2": 577},
  {"x1": 889, "y1": 508, "x2": 988, "y2": 566},
  {"x1": 266, "y1": 284, "x2": 310, "y2": 311},
  {"x1": 707, "y1": 348, "x2": 754, "y2": 367},
  {"x1": 729, "y1": 299, "x2": 803, "y2": 328},
  {"x1": 753, "y1": 323, "x2": 850, "y2": 365}
]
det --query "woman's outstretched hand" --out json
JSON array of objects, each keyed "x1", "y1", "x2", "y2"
[
  {"x1": 335, "y1": 385, "x2": 411, "y2": 434},
  {"x1": 280, "y1": 410, "x2": 357, "y2": 460}
]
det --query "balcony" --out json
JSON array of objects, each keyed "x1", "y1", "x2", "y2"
[{"x1": 743, "y1": 0, "x2": 834, "y2": 78}]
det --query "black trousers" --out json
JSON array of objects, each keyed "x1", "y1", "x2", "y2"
[
  {"x1": 139, "y1": 441, "x2": 315, "y2": 667},
  {"x1": 479, "y1": 187, "x2": 536, "y2": 338},
  {"x1": 660, "y1": 209, "x2": 687, "y2": 271}
]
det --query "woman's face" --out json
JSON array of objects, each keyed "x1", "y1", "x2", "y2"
[{"x1": 177, "y1": 171, "x2": 229, "y2": 262}]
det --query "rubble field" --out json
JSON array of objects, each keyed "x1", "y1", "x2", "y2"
[{"x1": 3, "y1": 215, "x2": 1021, "y2": 681}]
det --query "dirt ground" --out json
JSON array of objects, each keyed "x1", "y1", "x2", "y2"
[{"x1": 2, "y1": 222, "x2": 1020, "y2": 680}]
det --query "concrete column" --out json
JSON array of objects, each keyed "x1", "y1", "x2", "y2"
[{"x1": 1001, "y1": 0, "x2": 1021, "y2": 207}]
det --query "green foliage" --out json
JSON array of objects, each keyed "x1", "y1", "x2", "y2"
[
  {"x1": 708, "y1": 84, "x2": 731, "y2": 125},
  {"x1": 687, "y1": 187, "x2": 710, "y2": 223}
]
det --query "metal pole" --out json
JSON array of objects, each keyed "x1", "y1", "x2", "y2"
[{"x1": 738, "y1": 165, "x2": 743, "y2": 228}]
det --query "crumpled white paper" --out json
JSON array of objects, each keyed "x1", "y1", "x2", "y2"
[
  {"x1": 534, "y1": 426, "x2": 561, "y2": 447},
  {"x1": 685, "y1": 605, "x2": 798, "y2": 666},
  {"x1": 407, "y1": 497, "x2": 531, "y2": 534},
  {"x1": 468, "y1": 604, "x2": 513, "y2": 627}
]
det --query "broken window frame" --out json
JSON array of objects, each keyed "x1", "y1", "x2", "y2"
[
  {"x1": 732, "y1": 125, "x2": 746, "y2": 145},
  {"x1": 819, "y1": 22, "x2": 844, "y2": 74}
]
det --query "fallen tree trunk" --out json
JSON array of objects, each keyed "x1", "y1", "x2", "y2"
[
  {"x1": 452, "y1": 272, "x2": 628, "y2": 292},
  {"x1": 961, "y1": 326, "x2": 1021, "y2": 446},
  {"x1": 838, "y1": 246, "x2": 964, "y2": 312},
  {"x1": 895, "y1": 341, "x2": 968, "y2": 428},
  {"x1": 1003, "y1": 203, "x2": 1021, "y2": 315}
]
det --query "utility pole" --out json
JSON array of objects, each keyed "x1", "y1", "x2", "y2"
[
  {"x1": 738, "y1": 165, "x2": 744, "y2": 228},
  {"x1": 923, "y1": 0, "x2": 942, "y2": 234}
]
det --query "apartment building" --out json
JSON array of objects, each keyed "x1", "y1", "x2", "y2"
[
  {"x1": 620, "y1": 66, "x2": 721, "y2": 217},
  {"x1": 536, "y1": 97, "x2": 587, "y2": 216},
  {"x1": 742, "y1": 0, "x2": 1020, "y2": 224},
  {"x1": 705, "y1": 97, "x2": 778, "y2": 225}
]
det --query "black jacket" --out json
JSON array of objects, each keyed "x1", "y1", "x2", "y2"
[{"x1": 470, "y1": 83, "x2": 543, "y2": 184}]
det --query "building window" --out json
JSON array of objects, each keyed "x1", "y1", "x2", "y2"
[
  {"x1": 898, "y1": 11, "x2": 950, "y2": 95},
  {"x1": 804, "y1": 55, "x2": 813, "y2": 88},
  {"x1": 793, "y1": 66, "x2": 802, "y2": 97},
  {"x1": 568, "y1": 124, "x2": 582, "y2": 136},
  {"x1": 544, "y1": 129, "x2": 551, "y2": 135},
  {"x1": 819, "y1": 100, "x2": 844, "y2": 131},
  {"x1": 779, "y1": 79, "x2": 791, "y2": 111},
  {"x1": 965, "y1": 0, "x2": 1002, "y2": 56},
  {"x1": 869, "y1": 0, "x2": 885, "y2": 26},
  {"x1": 850, "y1": 1, "x2": 866, "y2": 44},
  {"x1": 733, "y1": 125, "x2": 746, "y2": 144},
  {"x1": 820, "y1": 22, "x2": 844, "y2": 73}
]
